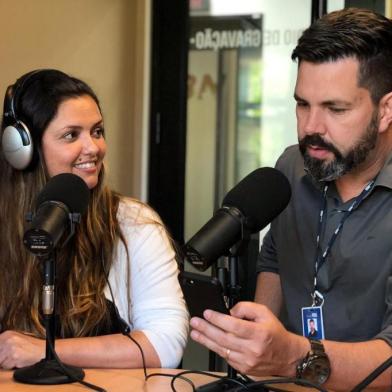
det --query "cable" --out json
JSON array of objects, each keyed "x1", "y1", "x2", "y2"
[
  {"x1": 170, "y1": 370, "x2": 251, "y2": 392},
  {"x1": 123, "y1": 333, "x2": 148, "y2": 379},
  {"x1": 167, "y1": 371, "x2": 330, "y2": 392},
  {"x1": 100, "y1": 252, "x2": 149, "y2": 379},
  {"x1": 351, "y1": 355, "x2": 392, "y2": 392},
  {"x1": 145, "y1": 372, "x2": 197, "y2": 391},
  {"x1": 102, "y1": 255, "x2": 199, "y2": 391},
  {"x1": 46, "y1": 329, "x2": 106, "y2": 392},
  {"x1": 237, "y1": 377, "x2": 329, "y2": 392},
  {"x1": 101, "y1": 255, "x2": 210, "y2": 391}
]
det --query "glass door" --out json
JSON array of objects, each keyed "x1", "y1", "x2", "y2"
[
  {"x1": 185, "y1": 0, "x2": 316, "y2": 250},
  {"x1": 183, "y1": 0, "x2": 316, "y2": 370}
]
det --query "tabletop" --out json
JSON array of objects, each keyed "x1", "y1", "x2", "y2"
[{"x1": 0, "y1": 367, "x2": 320, "y2": 392}]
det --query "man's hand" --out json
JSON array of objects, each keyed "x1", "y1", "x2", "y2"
[
  {"x1": 190, "y1": 301, "x2": 308, "y2": 377},
  {"x1": 0, "y1": 330, "x2": 45, "y2": 369}
]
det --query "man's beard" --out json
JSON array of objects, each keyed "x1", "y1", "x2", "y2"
[{"x1": 298, "y1": 114, "x2": 379, "y2": 182}]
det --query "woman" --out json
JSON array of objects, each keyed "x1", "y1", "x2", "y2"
[{"x1": 0, "y1": 69, "x2": 188, "y2": 369}]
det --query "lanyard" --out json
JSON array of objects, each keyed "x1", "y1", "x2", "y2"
[{"x1": 312, "y1": 179, "x2": 375, "y2": 306}]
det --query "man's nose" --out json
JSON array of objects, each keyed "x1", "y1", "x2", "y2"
[{"x1": 302, "y1": 108, "x2": 326, "y2": 136}]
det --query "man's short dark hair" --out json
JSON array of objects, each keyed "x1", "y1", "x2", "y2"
[{"x1": 292, "y1": 8, "x2": 392, "y2": 103}]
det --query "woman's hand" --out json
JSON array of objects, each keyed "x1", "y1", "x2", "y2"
[{"x1": 0, "y1": 330, "x2": 45, "y2": 369}]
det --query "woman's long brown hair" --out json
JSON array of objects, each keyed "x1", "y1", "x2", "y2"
[
  {"x1": 0, "y1": 159, "x2": 125, "y2": 337},
  {"x1": 0, "y1": 70, "x2": 128, "y2": 337}
]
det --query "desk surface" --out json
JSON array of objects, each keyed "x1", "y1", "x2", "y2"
[{"x1": 0, "y1": 368, "x2": 317, "y2": 391}]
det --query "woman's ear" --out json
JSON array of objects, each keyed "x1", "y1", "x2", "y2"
[{"x1": 378, "y1": 92, "x2": 392, "y2": 133}]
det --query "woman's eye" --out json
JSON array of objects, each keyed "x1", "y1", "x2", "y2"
[
  {"x1": 92, "y1": 128, "x2": 104, "y2": 138},
  {"x1": 63, "y1": 132, "x2": 76, "y2": 140}
]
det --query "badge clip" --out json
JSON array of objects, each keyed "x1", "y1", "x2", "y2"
[{"x1": 311, "y1": 290, "x2": 324, "y2": 307}]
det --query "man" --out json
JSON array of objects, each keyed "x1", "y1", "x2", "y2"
[
  {"x1": 190, "y1": 8, "x2": 392, "y2": 390},
  {"x1": 308, "y1": 320, "x2": 318, "y2": 338}
]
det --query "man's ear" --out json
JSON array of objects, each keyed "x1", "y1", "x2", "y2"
[{"x1": 378, "y1": 92, "x2": 392, "y2": 133}]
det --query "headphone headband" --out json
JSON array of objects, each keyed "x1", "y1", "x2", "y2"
[
  {"x1": 6, "y1": 69, "x2": 46, "y2": 123},
  {"x1": 1, "y1": 70, "x2": 46, "y2": 170}
]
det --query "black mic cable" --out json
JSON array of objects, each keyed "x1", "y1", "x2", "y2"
[
  {"x1": 351, "y1": 355, "x2": 392, "y2": 392},
  {"x1": 100, "y1": 251, "x2": 148, "y2": 377},
  {"x1": 44, "y1": 333, "x2": 106, "y2": 392},
  {"x1": 100, "y1": 251, "x2": 198, "y2": 391}
]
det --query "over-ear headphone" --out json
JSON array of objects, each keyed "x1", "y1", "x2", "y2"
[{"x1": 1, "y1": 71, "x2": 42, "y2": 170}]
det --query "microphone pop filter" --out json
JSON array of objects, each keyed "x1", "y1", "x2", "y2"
[
  {"x1": 36, "y1": 173, "x2": 90, "y2": 214},
  {"x1": 223, "y1": 167, "x2": 291, "y2": 232},
  {"x1": 185, "y1": 167, "x2": 291, "y2": 271}
]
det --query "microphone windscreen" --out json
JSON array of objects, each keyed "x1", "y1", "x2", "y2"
[
  {"x1": 222, "y1": 167, "x2": 291, "y2": 231},
  {"x1": 37, "y1": 173, "x2": 90, "y2": 214}
]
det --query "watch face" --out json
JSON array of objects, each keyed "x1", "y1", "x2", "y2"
[{"x1": 302, "y1": 356, "x2": 331, "y2": 384}]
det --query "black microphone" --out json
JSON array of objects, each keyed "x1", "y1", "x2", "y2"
[
  {"x1": 184, "y1": 167, "x2": 291, "y2": 271},
  {"x1": 23, "y1": 173, "x2": 90, "y2": 256}
]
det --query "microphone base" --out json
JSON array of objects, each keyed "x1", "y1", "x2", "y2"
[
  {"x1": 13, "y1": 359, "x2": 85, "y2": 385},
  {"x1": 196, "y1": 377, "x2": 266, "y2": 392}
]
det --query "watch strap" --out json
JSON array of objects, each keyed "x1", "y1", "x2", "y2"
[
  {"x1": 296, "y1": 338, "x2": 331, "y2": 384},
  {"x1": 309, "y1": 338, "x2": 325, "y2": 355}
]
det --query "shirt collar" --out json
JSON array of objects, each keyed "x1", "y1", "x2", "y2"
[{"x1": 373, "y1": 151, "x2": 392, "y2": 190}]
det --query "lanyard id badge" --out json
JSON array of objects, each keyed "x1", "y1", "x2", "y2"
[
  {"x1": 301, "y1": 305, "x2": 325, "y2": 339},
  {"x1": 301, "y1": 291, "x2": 325, "y2": 339},
  {"x1": 301, "y1": 180, "x2": 375, "y2": 340}
]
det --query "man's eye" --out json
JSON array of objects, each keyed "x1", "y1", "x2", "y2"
[{"x1": 330, "y1": 107, "x2": 347, "y2": 113}]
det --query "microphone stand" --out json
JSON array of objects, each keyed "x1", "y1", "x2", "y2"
[
  {"x1": 197, "y1": 238, "x2": 264, "y2": 392},
  {"x1": 14, "y1": 215, "x2": 85, "y2": 385}
]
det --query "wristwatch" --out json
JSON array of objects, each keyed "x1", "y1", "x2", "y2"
[{"x1": 296, "y1": 339, "x2": 331, "y2": 385}]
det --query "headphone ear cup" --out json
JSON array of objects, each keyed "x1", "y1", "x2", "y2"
[{"x1": 1, "y1": 121, "x2": 33, "y2": 170}]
